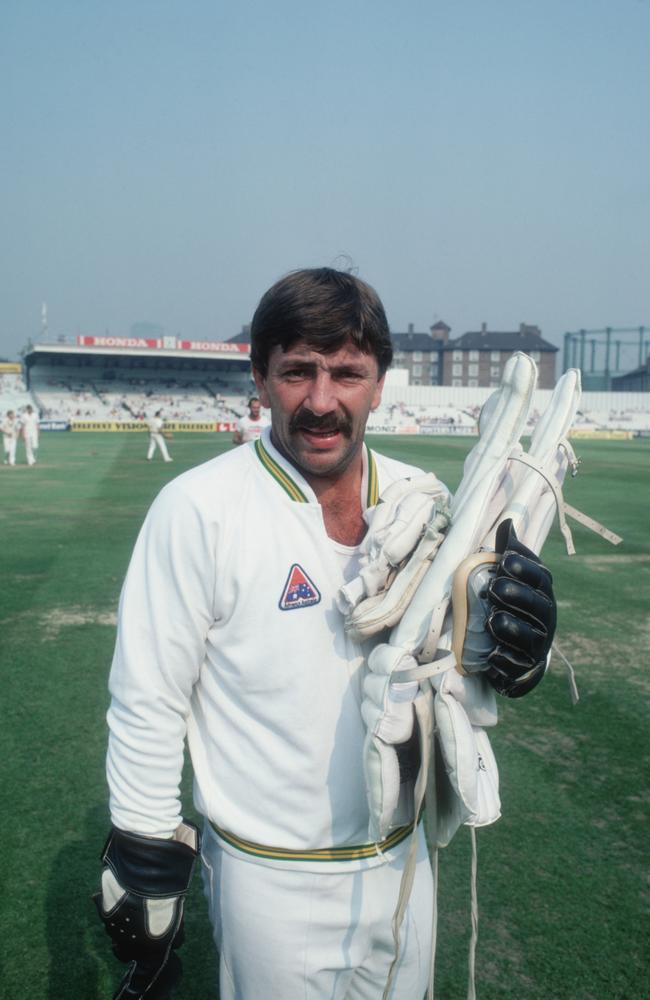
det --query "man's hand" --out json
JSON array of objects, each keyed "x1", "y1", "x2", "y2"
[
  {"x1": 94, "y1": 822, "x2": 200, "y2": 999},
  {"x1": 484, "y1": 518, "x2": 557, "y2": 698}
]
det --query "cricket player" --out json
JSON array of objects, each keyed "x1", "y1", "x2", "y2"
[
  {"x1": 232, "y1": 395, "x2": 271, "y2": 444},
  {"x1": 146, "y1": 410, "x2": 173, "y2": 462},
  {"x1": 96, "y1": 268, "x2": 557, "y2": 999},
  {"x1": 2, "y1": 410, "x2": 18, "y2": 466},
  {"x1": 21, "y1": 404, "x2": 39, "y2": 466}
]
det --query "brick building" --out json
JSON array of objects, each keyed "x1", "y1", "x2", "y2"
[
  {"x1": 390, "y1": 321, "x2": 450, "y2": 386},
  {"x1": 442, "y1": 323, "x2": 558, "y2": 389},
  {"x1": 390, "y1": 321, "x2": 557, "y2": 388}
]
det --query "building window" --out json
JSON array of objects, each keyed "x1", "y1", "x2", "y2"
[
  {"x1": 468, "y1": 363, "x2": 478, "y2": 377},
  {"x1": 469, "y1": 350, "x2": 479, "y2": 361},
  {"x1": 489, "y1": 379, "x2": 500, "y2": 387},
  {"x1": 452, "y1": 363, "x2": 462, "y2": 376},
  {"x1": 393, "y1": 351, "x2": 404, "y2": 363},
  {"x1": 412, "y1": 351, "x2": 423, "y2": 362},
  {"x1": 468, "y1": 378, "x2": 478, "y2": 387},
  {"x1": 412, "y1": 363, "x2": 422, "y2": 376},
  {"x1": 429, "y1": 362, "x2": 438, "y2": 375},
  {"x1": 529, "y1": 350, "x2": 540, "y2": 361},
  {"x1": 490, "y1": 365, "x2": 500, "y2": 378},
  {"x1": 490, "y1": 351, "x2": 500, "y2": 362},
  {"x1": 452, "y1": 378, "x2": 463, "y2": 387},
  {"x1": 453, "y1": 350, "x2": 463, "y2": 361}
]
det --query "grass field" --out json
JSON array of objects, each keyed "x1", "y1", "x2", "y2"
[{"x1": 1, "y1": 431, "x2": 648, "y2": 999}]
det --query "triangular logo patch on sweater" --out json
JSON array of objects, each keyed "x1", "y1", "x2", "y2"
[{"x1": 279, "y1": 564, "x2": 321, "y2": 610}]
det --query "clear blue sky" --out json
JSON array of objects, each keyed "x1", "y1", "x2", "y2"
[{"x1": 2, "y1": 0, "x2": 649, "y2": 361}]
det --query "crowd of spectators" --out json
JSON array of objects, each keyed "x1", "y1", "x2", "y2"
[
  {"x1": 28, "y1": 376, "x2": 255, "y2": 424},
  {"x1": 3, "y1": 371, "x2": 650, "y2": 433}
]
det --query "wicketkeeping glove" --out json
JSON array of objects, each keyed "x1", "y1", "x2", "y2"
[
  {"x1": 94, "y1": 821, "x2": 200, "y2": 1000},
  {"x1": 483, "y1": 518, "x2": 557, "y2": 698},
  {"x1": 338, "y1": 475, "x2": 448, "y2": 607}
]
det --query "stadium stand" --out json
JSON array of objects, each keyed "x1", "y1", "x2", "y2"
[
  {"x1": 367, "y1": 401, "x2": 477, "y2": 434},
  {"x1": 0, "y1": 372, "x2": 34, "y2": 414},
  {"x1": 14, "y1": 340, "x2": 650, "y2": 435},
  {"x1": 22, "y1": 340, "x2": 260, "y2": 426},
  {"x1": 30, "y1": 377, "x2": 260, "y2": 424},
  {"x1": 372, "y1": 385, "x2": 650, "y2": 436}
]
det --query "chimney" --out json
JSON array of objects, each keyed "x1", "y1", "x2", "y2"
[
  {"x1": 481, "y1": 322, "x2": 487, "y2": 336},
  {"x1": 408, "y1": 323, "x2": 414, "y2": 334},
  {"x1": 430, "y1": 323, "x2": 449, "y2": 343}
]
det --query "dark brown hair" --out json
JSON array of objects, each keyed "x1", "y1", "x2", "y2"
[{"x1": 250, "y1": 268, "x2": 393, "y2": 377}]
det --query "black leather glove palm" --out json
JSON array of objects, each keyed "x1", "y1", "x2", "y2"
[{"x1": 484, "y1": 519, "x2": 557, "y2": 698}]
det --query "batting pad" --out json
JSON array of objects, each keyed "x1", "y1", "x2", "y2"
[
  {"x1": 369, "y1": 357, "x2": 581, "y2": 1000},
  {"x1": 367, "y1": 364, "x2": 626, "y2": 1000},
  {"x1": 393, "y1": 351, "x2": 538, "y2": 654},
  {"x1": 354, "y1": 353, "x2": 538, "y2": 847}
]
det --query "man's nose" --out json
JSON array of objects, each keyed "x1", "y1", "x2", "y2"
[{"x1": 305, "y1": 372, "x2": 337, "y2": 415}]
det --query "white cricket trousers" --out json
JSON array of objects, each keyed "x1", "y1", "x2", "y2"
[
  {"x1": 3, "y1": 437, "x2": 16, "y2": 465},
  {"x1": 201, "y1": 822, "x2": 434, "y2": 1000},
  {"x1": 25, "y1": 435, "x2": 38, "y2": 465},
  {"x1": 147, "y1": 433, "x2": 171, "y2": 461}
]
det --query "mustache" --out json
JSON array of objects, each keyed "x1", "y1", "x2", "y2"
[{"x1": 289, "y1": 408, "x2": 353, "y2": 437}]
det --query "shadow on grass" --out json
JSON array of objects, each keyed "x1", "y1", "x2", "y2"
[{"x1": 45, "y1": 806, "x2": 112, "y2": 999}]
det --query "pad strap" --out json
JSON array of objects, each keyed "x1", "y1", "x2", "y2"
[
  {"x1": 509, "y1": 442, "x2": 622, "y2": 552},
  {"x1": 508, "y1": 450, "x2": 576, "y2": 554},
  {"x1": 564, "y1": 503, "x2": 623, "y2": 546}
]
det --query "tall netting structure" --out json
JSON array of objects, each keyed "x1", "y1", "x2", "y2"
[{"x1": 563, "y1": 326, "x2": 649, "y2": 390}]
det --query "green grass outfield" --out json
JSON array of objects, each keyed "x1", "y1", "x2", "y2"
[{"x1": 1, "y1": 431, "x2": 648, "y2": 999}]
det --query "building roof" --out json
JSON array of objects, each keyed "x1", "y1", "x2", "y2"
[
  {"x1": 447, "y1": 325, "x2": 558, "y2": 353},
  {"x1": 391, "y1": 332, "x2": 444, "y2": 352}
]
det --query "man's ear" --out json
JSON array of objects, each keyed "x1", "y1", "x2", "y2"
[
  {"x1": 252, "y1": 368, "x2": 270, "y2": 409},
  {"x1": 370, "y1": 374, "x2": 385, "y2": 412}
]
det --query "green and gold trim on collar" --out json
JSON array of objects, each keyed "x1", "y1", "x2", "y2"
[
  {"x1": 365, "y1": 449, "x2": 379, "y2": 508},
  {"x1": 211, "y1": 817, "x2": 416, "y2": 862},
  {"x1": 254, "y1": 439, "x2": 309, "y2": 503},
  {"x1": 255, "y1": 436, "x2": 379, "y2": 509}
]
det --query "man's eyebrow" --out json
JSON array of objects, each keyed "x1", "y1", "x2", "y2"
[
  {"x1": 275, "y1": 359, "x2": 316, "y2": 374},
  {"x1": 278, "y1": 357, "x2": 369, "y2": 374}
]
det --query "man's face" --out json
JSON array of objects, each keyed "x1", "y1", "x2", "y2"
[
  {"x1": 249, "y1": 400, "x2": 261, "y2": 419},
  {"x1": 253, "y1": 340, "x2": 384, "y2": 480}
]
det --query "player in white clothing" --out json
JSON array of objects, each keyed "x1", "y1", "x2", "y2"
[
  {"x1": 96, "y1": 268, "x2": 557, "y2": 999},
  {"x1": 232, "y1": 395, "x2": 271, "y2": 444},
  {"x1": 146, "y1": 410, "x2": 173, "y2": 462},
  {"x1": 21, "y1": 404, "x2": 39, "y2": 465},
  {"x1": 2, "y1": 410, "x2": 18, "y2": 466}
]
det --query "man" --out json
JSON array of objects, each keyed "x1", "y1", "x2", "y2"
[
  {"x1": 21, "y1": 404, "x2": 39, "y2": 466},
  {"x1": 146, "y1": 409, "x2": 173, "y2": 462},
  {"x1": 97, "y1": 268, "x2": 556, "y2": 999},
  {"x1": 2, "y1": 410, "x2": 18, "y2": 466},
  {"x1": 231, "y1": 394, "x2": 270, "y2": 444}
]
